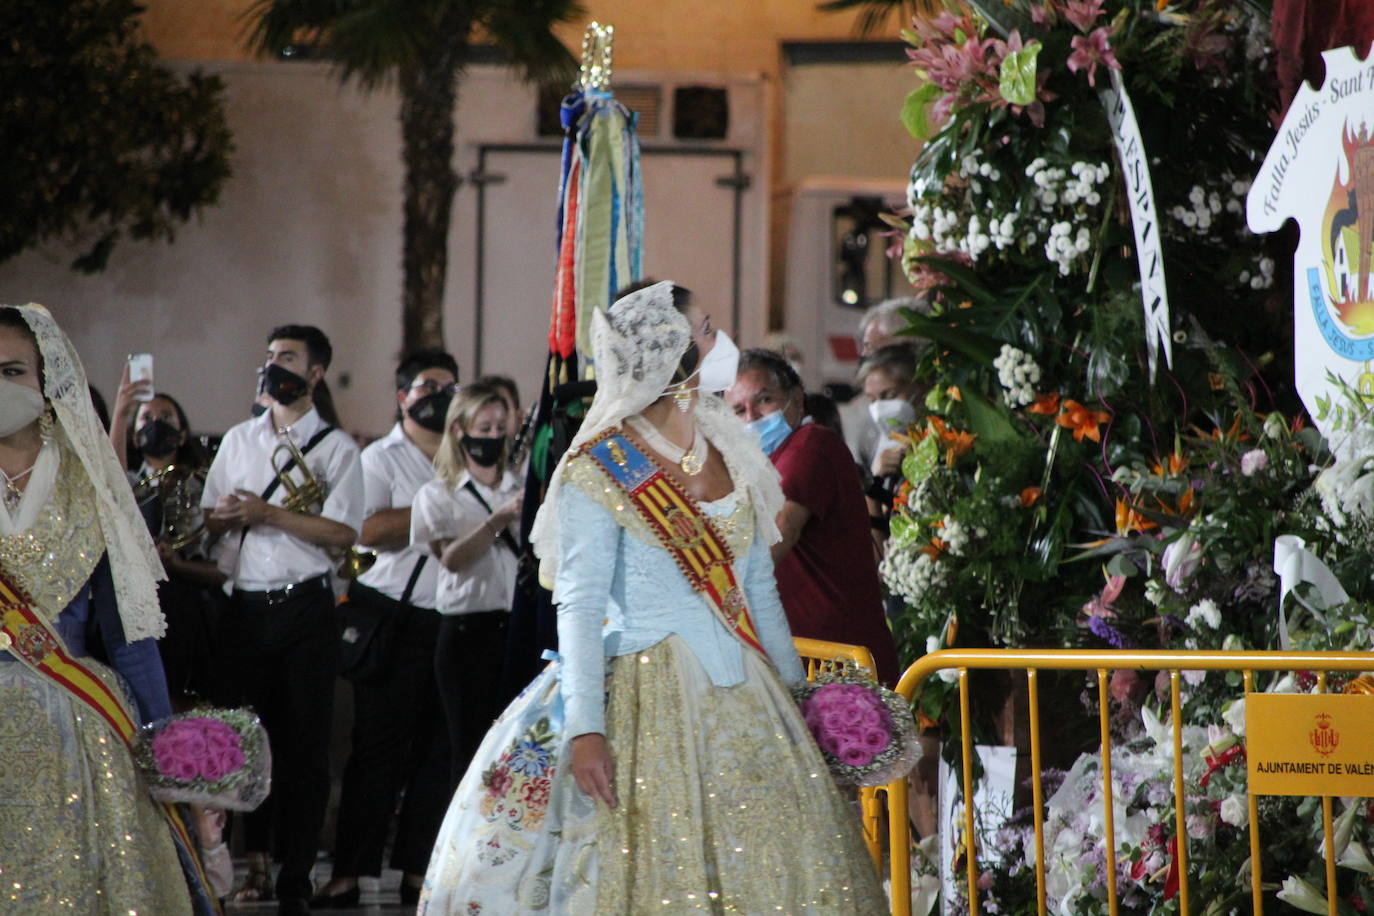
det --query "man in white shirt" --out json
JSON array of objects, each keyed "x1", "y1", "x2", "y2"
[
  {"x1": 201, "y1": 324, "x2": 364, "y2": 915},
  {"x1": 312, "y1": 349, "x2": 457, "y2": 909}
]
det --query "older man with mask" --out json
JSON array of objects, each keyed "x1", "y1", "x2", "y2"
[{"x1": 727, "y1": 348, "x2": 900, "y2": 685}]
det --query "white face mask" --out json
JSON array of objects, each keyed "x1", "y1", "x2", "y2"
[
  {"x1": 693, "y1": 330, "x2": 740, "y2": 394},
  {"x1": 868, "y1": 397, "x2": 916, "y2": 431},
  {"x1": 0, "y1": 380, "x2": 45, "y2": 438}
]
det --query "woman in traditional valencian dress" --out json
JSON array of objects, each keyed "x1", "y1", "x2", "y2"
[
  {"x1": 420, "y1": 282, "x2": 887, "y2": 914},
  {"x1": 0, "y1": 305, "x2": 212, "y2": 913}
]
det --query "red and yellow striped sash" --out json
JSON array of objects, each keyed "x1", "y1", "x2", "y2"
[
  {"x1": 584, "y1": 431, "x2": 768, "y2": 658},
  {"x1": 0, "y1": 569, "x2": 221, "y2": 912},
  {"x1": 0, "y1": 572, "x2": 139, "y2": 742}
]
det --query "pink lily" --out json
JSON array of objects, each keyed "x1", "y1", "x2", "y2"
[
  {"x1": 1067, "y1": 27, "x2": 1121, "y2": 88},
  {"x1": 1062, "y1": 0, "x2": 1105, "y2": 32}
]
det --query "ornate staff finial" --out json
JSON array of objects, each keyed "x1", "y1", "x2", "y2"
[{"x1": 578, "y1": 21, "x2": 614, "y2": 91}]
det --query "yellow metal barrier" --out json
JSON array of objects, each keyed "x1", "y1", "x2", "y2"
[
  {"x1": 890, "y1": 649, "x2": 1374, "y2": 916},
  {"x1": 793, "y1": 637, "x2": 895, "y2": 879}
]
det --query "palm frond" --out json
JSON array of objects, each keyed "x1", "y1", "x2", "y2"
[
  {"x1": 482, "y1": 0, "x2": 583, "y2": 86},
  {"x1": 244, "y1": 0, "x2": 583, "y2": 90},
  {"x1": 240, "y1": 0, "x2": 346, "y2": 58},
  {"x1": 815, "y1": 0, "x2": 944, "y2": 36}
]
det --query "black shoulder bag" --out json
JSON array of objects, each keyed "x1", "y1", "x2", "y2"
[{"x1": 338, "y1": 553, "x2": 426, "y2": 683}]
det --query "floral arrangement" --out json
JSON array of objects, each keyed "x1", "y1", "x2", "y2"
[
  {"x1": 879, "y1": 0, "x2": 1290, "y2": 718},
  {"x1": 135, "y1": 707, "x2": 270, "y2": 811},
  {"x1": 795, "y1": 675, "x2": 922, "y2": 788},
  {"x1": 866, "y1": 0, "x2": 1374, "y2": 910}
]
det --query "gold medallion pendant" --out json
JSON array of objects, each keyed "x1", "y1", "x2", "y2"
[{"x1": 680, "y1": 452, "x2": 703, "y2": 476}]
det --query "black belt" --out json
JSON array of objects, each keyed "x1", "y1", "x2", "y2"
[{"x1": 235, "y1": 573, "x2": 332, "y2": 607}]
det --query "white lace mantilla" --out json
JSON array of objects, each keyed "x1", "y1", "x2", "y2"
[
  {"x1": 7, "y1": 305, "x2": 165, "y2": 641},
  {"x1": 529, "y1": 281, "x2": 782, "y2": 585}
]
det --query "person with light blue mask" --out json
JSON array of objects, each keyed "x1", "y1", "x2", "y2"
[{"x1": 726, "y1": 349, "x2": 900, "y2": 685}]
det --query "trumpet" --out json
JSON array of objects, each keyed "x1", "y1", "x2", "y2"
[
  {"x1": 134, "y1": 464, "x2": 208, "y2": 552},
  {"x1": 271, "y1": 433, "x2": 376, "y2": 579}
]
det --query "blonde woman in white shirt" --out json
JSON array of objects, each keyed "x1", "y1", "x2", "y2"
[{"x1": 411, "y1": 380, "x2": 523, "y2": 783}]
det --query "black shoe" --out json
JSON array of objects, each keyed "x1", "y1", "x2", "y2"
[
  {"x1": 278, "y1": 898, "x2": 312, "y2": 916},
  {"x1": 399, "y1": 881, "x2": 422, "y2": 905},
  {"x1": 308, "y1": 885, "x2": 360, "y2": 908}
]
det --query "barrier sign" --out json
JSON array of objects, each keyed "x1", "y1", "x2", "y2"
[{"x1": 1247, "y1": 693, "x2": 1374, "y2": 796}]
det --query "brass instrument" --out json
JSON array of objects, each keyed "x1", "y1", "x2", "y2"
[
  {"x1": 271, "y1": 434, "x2": 376, "y2": 579},
  {"x1": 134, "y1": 464, "x2": 208, "y2": 552}
]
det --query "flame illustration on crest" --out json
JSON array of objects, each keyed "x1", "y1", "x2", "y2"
[{"x1": 1321, "y1": 120, "x2": 1374, "y2": 332}]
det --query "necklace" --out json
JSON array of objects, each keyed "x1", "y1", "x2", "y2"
[
  {"x1": 627, "y1": 415, "x2": 706, "y2": 476},
  {"x1": 0, "y1": 463, "x2": 36, "y2": 513}
]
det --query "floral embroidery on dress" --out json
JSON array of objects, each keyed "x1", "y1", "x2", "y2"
[{"x1": 476, "y1": 717, "x2": 558, "y2": 866}]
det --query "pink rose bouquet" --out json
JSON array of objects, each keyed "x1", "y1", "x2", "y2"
[
  {"x1": 795, "y1": 675, "x2": 921, "y2": 788},
  {"x1": 135, "y1": 707, "x2": 271, "y2": 811}
]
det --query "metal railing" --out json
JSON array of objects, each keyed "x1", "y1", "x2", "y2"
[{"x1": 891, "y1": 649, "x2": 1374, "y2": 916}]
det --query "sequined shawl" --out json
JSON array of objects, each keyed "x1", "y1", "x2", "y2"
[{"x1": 0, "y1": 435, "x2": 105, "y2": 622}]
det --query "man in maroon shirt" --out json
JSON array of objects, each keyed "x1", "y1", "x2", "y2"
[{"x1": 726, "y1": 348, "x2": 901, "y2": 686}]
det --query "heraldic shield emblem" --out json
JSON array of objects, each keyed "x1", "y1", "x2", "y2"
[{"x1": 1248, "y1": 44, "x2": 1374, "y2": 449}]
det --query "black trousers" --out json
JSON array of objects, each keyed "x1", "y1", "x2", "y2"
[
  {"x1": 331, "y1": 585, "x2": 451, "y2": 877},
  {"x1": 218, "y1": 580, "x2": 339, "y2": 901},
  {"x1": 434, "y1": 610, "x2": 511, "y2": 784},
  {"x1": 155, "y1": 575, "x2": 222, "y2": 705}
]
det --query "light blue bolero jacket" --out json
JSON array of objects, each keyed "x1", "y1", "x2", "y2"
[{"x1": 554, "y1": 476, "x2": 806, "y2": 738}]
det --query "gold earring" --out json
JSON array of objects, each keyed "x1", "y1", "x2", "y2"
[{"x1": 672, "y1": 382, "x2": 693, "y2": 412}]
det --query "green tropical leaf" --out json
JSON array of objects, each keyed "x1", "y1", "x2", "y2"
[
  {"x1": 898, "y1": 310, "x2": 1001, "y2": 364},
  {"x1": 908, "y1": 254, "x2": 998, "y2": 304},
  {"x1": 998, "y1": 40, "x2": 1041, "y2": 106},
  {"x1": 903, "y1": 432, "x2": 941, "y2": 484},
  {"x1": 961, "y1": 388, "x2": 1020, "y2": 447},
  {"x1": 901, "y1": 83, "x2": 944, "y2": 141}
]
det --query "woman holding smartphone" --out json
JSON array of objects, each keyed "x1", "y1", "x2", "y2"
[{"x1": 109, "y1": 370, "x2": 225, "y2": 703}]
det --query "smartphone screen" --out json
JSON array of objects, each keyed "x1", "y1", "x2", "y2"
[{"x1": 127, "y1": 353, "x2": 154, "y2": 402}]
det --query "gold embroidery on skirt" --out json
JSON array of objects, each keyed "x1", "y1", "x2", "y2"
[
  {"x1": 0, "y1": 665, "x2": 191, "y2": 912},
  {"x1": 595, "y1": 637, "x2": 887, "y2": 915}
]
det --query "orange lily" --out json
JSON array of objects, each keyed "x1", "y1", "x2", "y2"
[
  {"x1": 942, "y1": 429, "x2": 976, "y2": 466},
  {"x1": 1151, "y1": 449, "x2": 1187, "y2": 478},
  {"x1": 1028, "y1": 392, "x2": 1061, "y2": 415},
  {"x1": 1020, "y1": 486, "x2": 1042, "y2": 507},
  {"x1": 1115, "y1": 498, "x2": 1158, "y2": 536},
  {"x1": 926, "y1": 416, "x2": 977, "y2": 466},
  {"x1": 947, "y1": 385, "x2": 963, "y2": 402},
  {"x1": 1057, "y1": 399, "x2": 1111, "y2": 442},
  {"x1": 1156, "y1": 485, "x2": 1196, "y2": 518},
  {"x1": 1206, "y1": 414, "x2": 1248, "y2": 443}
]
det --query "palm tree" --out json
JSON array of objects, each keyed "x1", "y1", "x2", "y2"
[
  {"x1": 817, "y1": 0, "x2": 943, "y2": 36},
  {"x1": 245, "y1": 0, "x2": 582, "y2": 351}
]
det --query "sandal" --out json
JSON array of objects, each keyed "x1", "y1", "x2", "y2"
[{"x1": 231, "y1": 869, "x2": 274, "y2": 903}]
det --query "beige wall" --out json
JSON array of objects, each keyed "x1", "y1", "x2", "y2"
[{"x1": 143, "y1": 1, "x2": 874, "y2": 69}]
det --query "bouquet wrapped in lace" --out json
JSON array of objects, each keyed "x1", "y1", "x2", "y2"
[
  {"x1": 794, "y1": 675, "x2": 921, "y2": 788},
  {"x1": 135, "y1": 707, "x2": 271, "y2": 811}
]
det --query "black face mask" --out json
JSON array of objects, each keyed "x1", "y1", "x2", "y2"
[
  {"x1": 250, "y1": 401, "x2": 269, "y2": 418},
  {"x1": 136, "y1": 419, "x2": 182, "y2": 459},
  {"x1": 462, "y1": 434, "x2": 505, "y2": 468},
  {"x1": 407, "y1": 391, "x2": 452, "y2": 433},
  {"x1": 262, "y1": 362, "x2": 310, "y2": 406}
]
